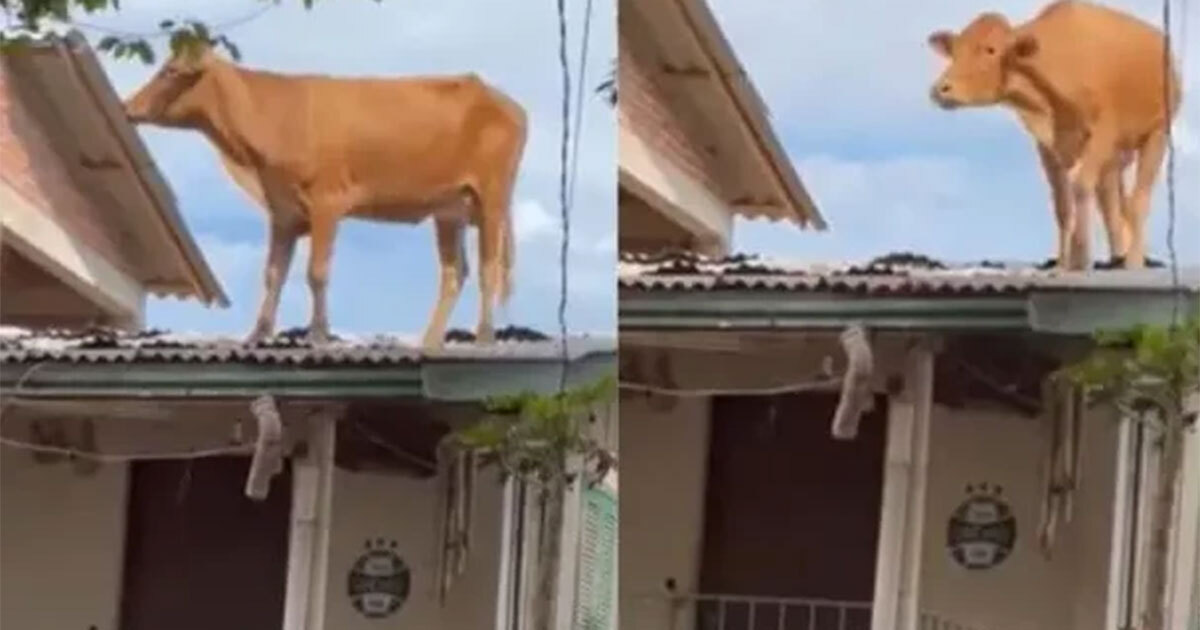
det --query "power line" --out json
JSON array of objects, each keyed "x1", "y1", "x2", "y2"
[
  {"x1": 1162, "y1": 0, "x2": 1181, "y2": 327},
  {"x1": 70, "y1": 2, "x2": 275, "y2": 41},
  {"x1": 567, "y1": 0, "x2": 596, "y2": 211},
  {"x1": 555, "y1": 0, "x2": 572, "y2": 391}
]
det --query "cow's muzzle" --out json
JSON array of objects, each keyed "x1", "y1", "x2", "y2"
[{"x1": 929, "y1": 82, "x2": 960, "y2": 110}]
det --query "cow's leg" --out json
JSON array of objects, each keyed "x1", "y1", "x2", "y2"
[
  {"x1": 1125, "y1": 128, "x2": 1168, "y2": 269},
  {"x1": 1064, "y1": 127, "x2": 1122, "y2": 271},
  {"x1": 306, "y1": 213, "x2": 339, "y2": 345},
  {"x1": 1094, "y1": 165, "x2": 1128, "y2": 269},
  {"x1": 1035, "y1": 144, "x2": 1071, "y2": 270},
  {"x1": 247, "y1": 220, "x2": 301, "y2": 343},
  {"x1": 421, "y1": 217, "x2": 468, "y2": 350},
  {"x1": 474, "y1": 183, "x2": 509, "y2": 345}
]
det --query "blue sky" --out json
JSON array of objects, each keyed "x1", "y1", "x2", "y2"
[
  {"x1": 72, "y1": 0, "x2": 1197, "y2": 337},
  {"x1": 711, "y1": 0, "x2": 1199, "y2": 267},
  {"x1": 79, "y1": 0, "x2": 615, "y2": 336}
]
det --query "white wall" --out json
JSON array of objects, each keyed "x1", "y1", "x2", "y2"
[
  {"x1": 918, "y1": 404, "x2": 1118, "y2": 630},
  {"x1": 0, "y1": 446, "x2": 129, "y2": 630},
  {"x1": 618, "y1": 393, "x2": 711, "y2": 630},
  {"x1": 323, "y1": 466, "x2": 505, "y2": 630},
  {"x1": 0, "y1": 410, "x2": 234, "y2": 630},
  {"x1": 1, "y1": 406, "x2": 508, "y2": 630}
]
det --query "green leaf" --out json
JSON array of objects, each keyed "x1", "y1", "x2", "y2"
[
  {"x1": 216, "y1": 35, "x2": 240, "y2": 61},
  {"x1": 97, "y1": 35, "x2": 120, "y2": 51},
  {"x1": 129, "y1": 39, "x2": 153, "y2": 64}
]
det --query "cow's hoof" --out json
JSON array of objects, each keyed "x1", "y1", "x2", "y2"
[
  {"x1": 306, "y1": 329, "x2": 332, "y2": 346},
  {"x1": 245, "y1": 326, "x2": 272, "y2": 346},
  {"x1": 420, "y1": 333, "x2": 444, "y2": 351},
  {"x1": 475, "y1": 327, "x2": 496, "y2": 344}
]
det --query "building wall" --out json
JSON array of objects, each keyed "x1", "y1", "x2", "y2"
[
  {"x1": 617, "y1": 346, "x2": 1124, "y2": 630},
  {"x1": 0, "y1": 410, "x2": 507, "y2": 630},
  {"x1": 322, "y1": 466, "x2": 506, "y2": 630},
  {"x1": 0, "y1": 447, "x2": 130, "y2": 630},
  {"x1": 0, "y1": 66, "x2": 134, "y2": 276},
  {"x1": 918, "y1": 405, "x2": 1119, "y2": 630},
  {"x1": 618, "y1": 393, "x2": 712, "y2": 630}
]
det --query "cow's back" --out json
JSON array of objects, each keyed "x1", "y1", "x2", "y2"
[
  {"x1": 1019, "y1": 1, "x2": 1179, "y2": 139},
  {"x1": 282, "y1": 73, "x2": 523, "y2": 210}
]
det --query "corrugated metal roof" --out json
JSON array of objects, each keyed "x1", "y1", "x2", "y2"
[
  {"x1": 618, "y1": 251, "x2": 1200, "y2": 295},
  {"x1": 0, "y1": 326, "x2": 614, "y2": 366}
]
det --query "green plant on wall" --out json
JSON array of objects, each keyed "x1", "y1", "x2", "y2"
[
  {"x1": 450, "y1": 375, "x2": 617, "y2": 630},
  {"x1": 1057, "y1": 315, "x2": 1198, "y2": 630}
]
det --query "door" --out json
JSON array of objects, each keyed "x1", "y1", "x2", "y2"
[
  {"x1": 697, "y1": 393, "x2": 887, "y2": 630},
  {"x1": 119, "y1": 456, "x2": 292, "y2": 630}
]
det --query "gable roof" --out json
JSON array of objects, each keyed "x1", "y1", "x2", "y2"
[
  {"x1": 625, "y1": 0, "x2": 825, "y2": 229},
  {"x1": 3, "y1": 30, "x2": 228, "y2": 307}
]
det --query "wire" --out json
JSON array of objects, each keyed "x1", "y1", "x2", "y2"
[
  {"x1": 0, "y1": 436, "x2": 252, "y2": 462},
  {"x1": 1162, "y1": 0, "x2": 1180, "y2": 327},
  {"x1": 555, "y1": 0, "x2": 572, "y2": 392},
  {"x1": 567, "y1": 0, "x2": 595, "y2": 211},
  {"x1": 69, "y1": 2, "x2": 275, "y2": 41},
  {"x1": 619, "y1": 377, "x2": 841, "y2": 398}
]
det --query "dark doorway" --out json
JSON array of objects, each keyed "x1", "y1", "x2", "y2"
[
  {"x1": 119, "y1": 456, "x2": 292, "y2": 630},
  {"x1": 696, "y1": 393, "x2": 887, "y2": 630}
]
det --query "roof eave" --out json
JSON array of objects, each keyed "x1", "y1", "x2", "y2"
[
  {"x1": 674, "y1": 0, "x2": 827, "y2": 231},
  {"x1": 57, "y1": 31, "x2": 230, "y2": 308}
]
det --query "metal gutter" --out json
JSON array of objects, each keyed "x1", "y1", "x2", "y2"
[
  {"x1": 619, "y1": 290, "x2": 1198, "y2": 334},
  {"x1": 0, "y1": 351, "x2": 618, "y2": 401},
  {"x1": 619, "y1": 293, "x2": 1032, "y2": 331},
  {"x1": 0, "y1": 363, "x2": 424, "y2": 399}
]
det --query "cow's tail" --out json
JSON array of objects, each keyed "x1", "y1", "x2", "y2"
[{"x1": 495, "y1": 88, "x2": 528, "y2": 309}]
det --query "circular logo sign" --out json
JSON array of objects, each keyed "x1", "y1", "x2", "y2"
[
  {"x1": 946, "y1": 483, "x2": 1017, "y2": 570},
  {"x1": 347, "y1": 539, "x2": 410, "y2": 619}
]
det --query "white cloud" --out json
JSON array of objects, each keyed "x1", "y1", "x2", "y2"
[{"x1": 514, "y1": 199, "x2": 556, "y2": 242}]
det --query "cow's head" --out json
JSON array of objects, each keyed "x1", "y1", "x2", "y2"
[
  {"x1": 123, "y1": 44, "x2": 219, "y2": 127},
  {"x1": 927, "y1": 13, "x2": 1039, "y2": 109}
]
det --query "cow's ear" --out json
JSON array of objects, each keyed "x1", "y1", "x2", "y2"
[
  {"x1": 1009, "y1": 33, "x2": 1039, "y2": 59},
  {"x1": 928, "y1": 30, "x2": 955, "y2": 57}
]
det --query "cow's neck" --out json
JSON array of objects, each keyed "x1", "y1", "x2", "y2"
[
  {"x1": 191, "y1": 65, "x2": 271, "y2": 171},
  {"x1": 1003, "y1": 64, "x2": 1090, "y2": 161}
]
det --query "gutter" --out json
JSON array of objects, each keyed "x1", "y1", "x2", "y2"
[
  {"x1": 0, "y1": 351, "x2": 617, "y2": 401},
  {"x1": 58, "y1": 31, "x2": 230, "y2": 308},
  {"x1": 669, "y1": 0, "x2": 827, "y2": 230},
  {"x1": 620, "y1": 292, "x2": 1031, "y2": 331},
  {"x1": 618, "y1": 290, "x2": 1199, "y2": 334}
]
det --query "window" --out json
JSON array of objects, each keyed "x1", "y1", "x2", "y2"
[{"x1": 574, "y1": 486, "x2": 617, "y2": 630}]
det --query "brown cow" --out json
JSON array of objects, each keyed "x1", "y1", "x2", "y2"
[
  {"x1": 124, "y1": 45, "x2": 528, "y2": 347},
  {"x1": 927, "y1": 0, "x2": 1181, "y2": 270}
]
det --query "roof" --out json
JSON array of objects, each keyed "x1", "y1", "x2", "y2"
[
  {"x1": 0, "y1": 326, "x2": 616, "y2": 401},
  {"x1": 619, "y1": 251, "x2": 1200, "y2": 334},
  {"x1": 623, "y1": 0, "x2": 824, "y2": 229},
  {"x1": 2, "y1": 31, "x2": 228, "y2": 307}
]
